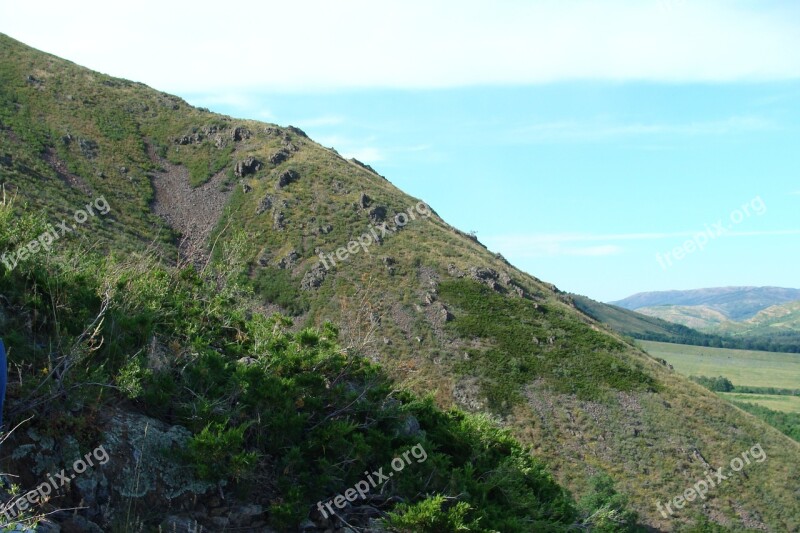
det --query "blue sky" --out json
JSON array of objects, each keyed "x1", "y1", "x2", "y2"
[{"x1": 2, "y1": 0, "x2": 799, "y2": 301}]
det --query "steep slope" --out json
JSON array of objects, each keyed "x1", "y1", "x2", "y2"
[
  {"x1": 571, "y1": 294, "x2": 733, "y2": 344},
  {"x1": 2, "y1": 34, "x2": 799, "y2": 531}
]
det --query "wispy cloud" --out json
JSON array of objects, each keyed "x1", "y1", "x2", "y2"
[
  {"x1": 294, "y1": 115, "x2": 346, "y2": 128},
  {"x1": 790, "y1": 190, "x2": 800, "y2": 196},
  {"x1": 510, "y1": 116, "x2": 772, "y2": 143},
  {"x1": 315, "y1": 134, "x2": 432, "y2": 164},
  {"x1": 484, "y1": 229, "x2": 800, "y2": 258},
  {"x1": 4, "y1": 1, "x2": 799, "y2": 91}
]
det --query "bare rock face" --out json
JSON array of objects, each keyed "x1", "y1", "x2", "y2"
[
  {"x1": 301, "y1": 263, "x2": 328, "y2": 290},
  {"x1": 276, "y1": 169, "x2": 300, "y2": 189},
  {"x1": 273, "y1": 209, "x2": 285, "y2": 230},
  {"x1": 5, "y1": 408, "x2": 217, "y2": 531},
  {"x1": 234, "y1": 157, "x2": 263, "y2": 178},
  {"x1": 368, "y1": 205, "x2": 387, "y2": 223},
  {"x1": 269, "y1": 149, "x2": 290, "y2": 165},
  {"x1": 468, "y1": 266, "x2": 502, "y2": 291},
  {"x1": 359, "y1": 192, "x2": 371, "y2": 209},
  {"x1": 231, "y1": 126, "x2": 251, "y2": 141},
  {"x1": 256, "y1": 194, "x2": 274, "y2": 215},
  {"x1": 286, "y1": 125, "x2": 308, "y2": 138},
  {"x1": 276, "y1": 250, "x2": 300, "y2": 269}
]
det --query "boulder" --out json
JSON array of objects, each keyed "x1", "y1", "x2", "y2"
[
  {"x1": 231, "y1": 126, "x2": 250, "y2": 141},
  {"x1": 276, "y1": 169, "x2": 299, "y2": 189},
  {"x1": 256, "y1": 195, "x2": 274, "y2": 215},
  {"x1": 269, "y1": 149, "x2": 290, "y2": 165},
  {"x1": 286, "y1": 125, "x2": 308, "y2": 138},
  {"x1": 368, "y1": 206, "x2": 387, "y2": 223},
  {"x1": 300, "y1": 263, "x2": 327, "y2": 290},
  {"x1": 234, "y1": 157, "x2": 263, "y2": 178}
]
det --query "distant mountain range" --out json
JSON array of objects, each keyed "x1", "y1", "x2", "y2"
[
  {"x1": 600, "y1": 287, "x2": 800, "y2": 352},
  {"x1": 610, "y1": 286, "x2": 800, "y2": 321}
]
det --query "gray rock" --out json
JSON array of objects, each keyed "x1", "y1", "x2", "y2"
[
  {"x1": 368, "y1": 206, "x2": 387, "y2": 223},
  {"x1": 231, "y1": 126, "x2": 250, "y2": 141},
  {"x1": 276, "y1": 250, "x2": 300, "y2": 269},
  {"x1": 256, "y1": 195, "x2": 274, "y2": 215},
  {"x1": 301, "y1": 263, "x2": 328, "y2": 290},
  {"x1": 273, "y1": 210, "x2": 285, "y2": 230},
  {"x1": 234, "y1": 157, "x2": 263, "y2": 178},
  {"x1": 276, "y1": 169, "x2": 300, "y2": 188},
  {"x1": 269, "y1": 149, "x2": 290, "y2": 165},
  {"x1": 79, "y1": 138, "x2": 98, "y2": 159},
  {"x1": 286, "y1": 126, "x2": 308, "y2": 138}
]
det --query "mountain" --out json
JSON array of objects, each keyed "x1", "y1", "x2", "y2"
[
  {"x1": 2, "y1": 33, "x2": 799, "y2": 531},
  {"x1": 610, "y1": 287, "x2": 800, "y2": 352},
  {"x1": 611, "y1": 286, "x2": 800, "y2": 320}
]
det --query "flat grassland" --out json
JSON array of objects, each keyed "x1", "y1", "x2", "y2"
[
  {"x1": 638, "y1": 340, "x2": 800, "y2": 413},
  {"x1": 638, "y1": 340, "x2": 800, "y2": 389}
]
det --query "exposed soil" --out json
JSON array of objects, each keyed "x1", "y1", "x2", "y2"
[{"x1": 147, "y1": 144, "x2": 234, "y2": 267}]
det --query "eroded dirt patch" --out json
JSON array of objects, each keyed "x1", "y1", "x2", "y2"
[{"x1": 148, "y1": 144, "x2": 233, "y2": 266}]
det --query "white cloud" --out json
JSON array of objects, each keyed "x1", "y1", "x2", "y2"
[
  {"x1": 294, "y1": 115, "x2": 346, "y2": 128},
  {"x1": 484, "y1": 230, "x2": 800, "y2": 258},
  {"x1": 2, "y1": 0, "x2": 799, "y2": 91},
  {"x1": 346, "y1": 147, "x2": 384, "y2": 163},
  {"x1": 790, "y1": 190, "x2": 800, "y2": 196},
  {"x1": 510, "y1": 116, "x2": 772, "y2": 143}
]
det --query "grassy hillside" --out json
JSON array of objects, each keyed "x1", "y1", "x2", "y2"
[
  {"x1": 640, "y1": 340, "x2": 800, "y2": 444},
  {"x1": 571, "y1": 294, "x2": 735, "y2": 345},
  {"x1": 635, "y1": 305, "x2": 729, "y2": 330},
  {"x1": 2, "y1": 33, "x2": 800, "y2": 531},
  {"x1": 574, "y1": 295, "x2": 800, "y2": 353}
]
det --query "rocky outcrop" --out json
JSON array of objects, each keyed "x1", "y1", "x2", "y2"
[
  {"x1": 301, "y1": 263, "x2": 327, "y2": 290},
  {"x1": 368, "y1": 206, "x2": 387, "y2": 223},
  {"x1": 79, "y1": 138, "x2": 98, "y2": 159},
  {"x1": 256, "y1": 194, "x2": 274, "y2": 215},
  {"x1": 269, "y1": 149, "x2": 290, "y2": 165},
  {"x1": 276, "y1": 169, "x2": 300, "y2": 189},
  {"x1": 231, "y1": 126, "x2": 251, "y2": 141},
  {"x1": 234, "y1": 156, "x2": 263, "y2": 178},
  {"x1": 273, "y1": 209, "x2": 285, "y2": 230},
  {"x1": 286, "y1": 125, "x2": 308, "y2": 138},
  {"x1": 276, "y1": 249, "x2": 300, "y2": 269},
  {"x1": 4, "y1": 408, "x2": 219, "y2": 531}
]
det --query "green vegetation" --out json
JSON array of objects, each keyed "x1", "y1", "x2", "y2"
[
  {"x1": 719, "y1": 393, "x2": 800, "y2": 414},
  {"x1": 724, "y1": 401, "x2": 800, "y2": 442},
  {"x1": 690, "y1": 376, "x2": 734, "y2": 392},
  {"x1": 0, "y1": 201, "x2": 615, "y2": 532},
  {"x1": 3, "y1": 33, "x2": 800, "y2": 531},
  {"x1": 441, "y1": 280, "x2": 659, "y2": 411},
  {"x1": 645, "y1": 342, "x2": 800, "y2": 443},
  {"x1": 638, "y1": 341, "x2": 800, "y2": 389},
  {"x1": 573, "y1": 295, "x2": 800, "y2": 353},
  {"x1": 252, "y1": 266, "x2": 310, "y2": 315}
]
